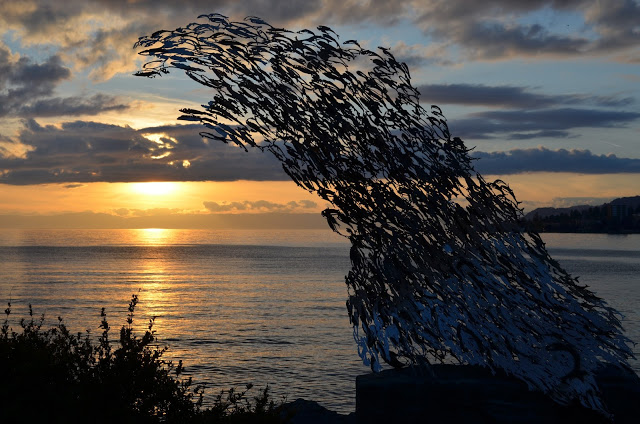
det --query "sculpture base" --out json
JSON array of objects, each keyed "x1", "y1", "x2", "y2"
[{"x1": 356, "y1": 364, "x2": 640, "y2": 423}]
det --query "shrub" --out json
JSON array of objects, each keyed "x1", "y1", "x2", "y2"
[{"x1": 0, "y1": 295, "x2": 284, "y2": 423}]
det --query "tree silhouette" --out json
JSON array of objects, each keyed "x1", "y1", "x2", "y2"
[{"x1": 134, "y1": 14, "x2": 633, "y2": 414}]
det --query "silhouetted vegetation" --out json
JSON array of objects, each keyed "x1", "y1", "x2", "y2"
[
  {"x1": 0, "y1": 295, "x2": 285, "y2": 423},
  {"x1": 524, "y1": 204, "x2": 640, "y2": 233}
]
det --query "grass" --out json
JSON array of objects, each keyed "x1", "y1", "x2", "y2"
[{"x1": 0, "y1": 295, "x2": 287, "y2": 423}]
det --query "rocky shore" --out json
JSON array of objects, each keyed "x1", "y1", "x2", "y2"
[
  {"x1": 281, "y1": 399, "x2": 355, "y2": 424},
  {"x1": 284, "y1": 364, "x2": 640, "y2": 424}
]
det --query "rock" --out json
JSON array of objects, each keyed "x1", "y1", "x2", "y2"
[
  {"x1": 356, "y1": 364, "x2": 640, "y2": 424},
  {"x1": 281, "y1": 399, "x2": 356, "y2": 424}
]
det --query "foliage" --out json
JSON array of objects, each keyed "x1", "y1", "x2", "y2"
[
  {"x1": 134, "y1": 13, "x2": 633, "y2": 415},
  {"x1": 0, "y1": 296, "x2": 285, "y2": 423}
]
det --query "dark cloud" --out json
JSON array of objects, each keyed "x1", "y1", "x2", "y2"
[
  {"x1": 0, "y1": 1, "x2": 321, "y2": 81},
  {"x1": 478, "y1": 108, "x2": 640, "y2": 129},
  {"x1": 1, "y1": 2, "x2": 638, "y2": 185},
  {"x1": 0, "y1": 42, "x2": 129, "y2": 117},
  {"x1": 473, "y1": 147, "x2": 640, "y2": 174},
  {"x1": 2, "y1": 1, "x2": 638, "y2": 81},
  {"x1": 0, "y1": 44, "x2": 68, "y2": 99},
  {"x1": 203, "y1": 200, "x2": 318, "y2": 212},
  {"x1": 386, "y1": 41, "x2": 453, "y2": 68},
  {"x1": 411, "y1": 0, "x2": 640, "y2": 62},
  {"x1": 506, "y1": 130, "x2": 574, "y2": 140},
  {"x1": 313, "y1": 1, "x2": 640, "y2": 63},
  {"x1": 589, "y1": 95, "x2": 636, "y2": 108},
  {"x1": 3, "y1": 118, "x2": 639, "y2": 185},
  {"x1": 319, "y1": 0, "x2": 408, "y2": 26},
  {"x1": 0, "y1": 120, "x2": 287, "y2": 185},
  {"x1": 450, "y1": 21, "x2": 591, "y2": 60},
  {"x1": 451, "y1": 108, "x2": 640, "y2": 140},
  {"x1": 99, "y1": 0, "x2": 319, "y2": 23},
  {"x1": 10, "y1": 94, "x2": 129, "y2": 118},
  {"x1": 416, "y1": 83, "x2": 635, "y2": 109},
  {"x1": 10, "y1": 2, "x2": 78, "y2": 37}
]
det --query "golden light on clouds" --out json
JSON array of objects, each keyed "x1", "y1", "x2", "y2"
[
  {"x1": 143, "y1": 133, "x2": 176, "y2": 147},
  {"x1": 0, "y1": 141, "x2": 34, "y2": 159},
  {"x1": 0, "y1": 175, "x2": 638, "y2": 219},
  {"x1": 0, "y1": 180, "x2": 323, "y2": 216},
  {"x1": 4, "y1": 171, "x2": 636, "y2": 231}
]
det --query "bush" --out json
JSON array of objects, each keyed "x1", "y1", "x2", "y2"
[{"x1": 0, "y1": 295, "x2": 285, "y2": 423}]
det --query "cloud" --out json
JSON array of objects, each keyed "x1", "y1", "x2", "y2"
[
  {"x1": 111, "y1": 207, "x2": 185, "y2": 217},
  {"x1": 473, "y1": 146, "x2": 640, "y2": 174},
  {"x1": 3, "y1": 114, "x2": 640, "y2": 184},
  {"x1": 384, "y1": 41, "x2": 454, "y2": 68},
  {"x1": 550, "y1": 197, "x2": 617, "y2": 208},
  {"x1": 451, "y1": 108, "x2": 640, "y2": 140},
  {"x1": 506, "y1": 130, "x2": 574, "y2": 140},
  {"x1": 416, "y1": 83, "x2": 635, "y2": 109},
  {"x1": 0, "y1": 120, "x2": 287, "y2": 184},
  {"x1": 0, "y1": 41, "x2": 129, "y2": 117},
  {"x1": 1, "y1": 2, "x2": 638, "y2": 185},
  {"x1": 446, "y1": 20, "x2": 590, "y2": 61},
  {"x1": 0, "y1": 131, "x2": 34, "y2": 159},
  {"x1": 0, "y1": 43, "x2": 68, "y2": 103},
  {"x1": 409, "y1": 0, "x2": 640, "y2": 63},
  {"x1": 73, "y1": 21, "x2": 160, "y2": 81},
  {"x1": 112, "y1": 208, "x2": 131, "y2": 217},
  {"x1": 314, "y1": 1, "x2": 640, "y2": 63},
  {"x1": 2, "y1": 1, "x2": 638, "y2": 84},
  {"x1": 203, "y1": 200, "x2": 318, "y2": 213},
  {"x1": 14, "y1": 94, "x2": 129, "y2": 118},
  {"x1": 0, "y1": 1, "x2": 323, "y2": 82}
]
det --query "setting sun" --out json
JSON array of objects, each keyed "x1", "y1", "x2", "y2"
[{"x1": 131, "y1": 182, "x2": 177, "y2": 196}]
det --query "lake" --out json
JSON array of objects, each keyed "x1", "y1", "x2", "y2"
[{"x1": 0, "y1": 229, "x2": 638, "y2": 413}]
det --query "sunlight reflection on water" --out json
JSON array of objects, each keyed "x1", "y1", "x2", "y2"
[{"x1": 0, "y1": 230, "x2": 638, "y2": 413}]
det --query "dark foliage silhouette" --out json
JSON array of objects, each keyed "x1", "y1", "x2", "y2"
[
  {"x1": 0, "y1": 296, "x2": 283, "y2": 423},
  {"x1": 134, "y1": 14, "x2": 633, "y2": 414}
]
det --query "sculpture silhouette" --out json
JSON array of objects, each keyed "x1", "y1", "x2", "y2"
[{"x1": 134, "y1": 14, "x2": 633, "y2": 414}]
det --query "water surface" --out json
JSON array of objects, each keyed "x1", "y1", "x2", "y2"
[{"x1": 0, "y1": 229, "x2": 638, "y2": 413}]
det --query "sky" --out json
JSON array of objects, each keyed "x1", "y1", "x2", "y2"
[{"x1": 0, "y1": 0, "x2": 639, "y2": 228}]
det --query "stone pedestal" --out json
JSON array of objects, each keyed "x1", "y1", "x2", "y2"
[{"x1": 356, "y1": 364, "x2": 640, "y2": 423}]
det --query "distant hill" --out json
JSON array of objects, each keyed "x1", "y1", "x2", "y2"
[
  {"x1": 523, "y1": 195, "x2": 640, "y2": 233},
  {"x1": 524, "y1": 205, "x2": 592, "y2": 220},
  {"x1": 525, "y1": 196, "x2": 640, "y2": 221},
  {"x1": 610, "y1": 195, "x2": 640, "y2": 208}
]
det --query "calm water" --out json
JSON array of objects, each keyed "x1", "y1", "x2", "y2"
[{"x1": 0, "y1": 229, "x2": 638, "y2": 413}]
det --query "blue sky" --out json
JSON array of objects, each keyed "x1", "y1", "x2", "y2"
[{"x1": 0, "y1": 0, "x2": 638, "y2": 224}]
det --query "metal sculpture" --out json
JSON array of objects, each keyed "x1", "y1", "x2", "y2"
[{"x1": 134, "y1": 14, "x2": 633, "y2": 414}]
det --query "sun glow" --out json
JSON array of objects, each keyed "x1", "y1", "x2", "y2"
[
  {"x1": 133, "y1": 228, "x2": 176, "y2": 245},
  {"x1": 131, "y1": 182, "x2": 177, "y2": 196}
]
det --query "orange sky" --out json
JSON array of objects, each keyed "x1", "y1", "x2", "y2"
[
  {"x1": 1, "y1": 3, "x2": 639, "y2": 228},
  {"x1": 0, "y1": 180, "x2": 324, "y2": 214},
  {"x1": 1, "y1": 172, "x2": 638, "y2": 228}
]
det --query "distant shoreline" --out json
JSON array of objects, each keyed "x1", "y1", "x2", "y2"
[
  {"x1": 1, "y1": 227, "x2": 639, "y2": 233},
  {"x1": 535, "y1": 230, "x2": 640, "y2": 234}
]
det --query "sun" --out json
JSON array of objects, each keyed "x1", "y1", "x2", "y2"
[{"x1": 131, "y1": 182, "x2": 177, "y2": 196}]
